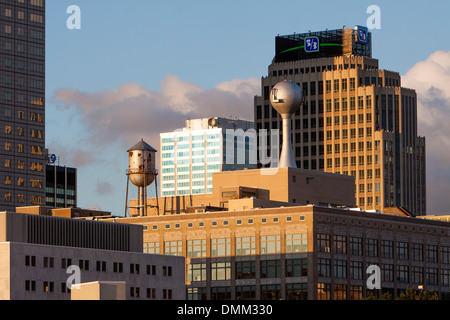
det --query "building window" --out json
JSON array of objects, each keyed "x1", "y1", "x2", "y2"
[
  {"x1": 412, "y1": 266, "x2": 423, "y2": 285},
  {"x1": 441, "y1": 246, "x2": 450, "y2": 264},
  {"x1": 333, "y1": 260, "x2": 347, "y2": 279},
  {"x1": 236, "y1": 286, "x2": 256, "y2": 300},
  {"x1": 25, "y1": 255, "x2": 36, "y2": 267},
  {"x1": 366, "y1": 238, "x2": 378, "y2": 257},
  {"x1": 96, "y1": 261, "x2": 107, "y2": 272},
  {"x1": 143, "y1": 242, "x2": 160, "y2": 254},
  {"x1": 397, "y1": 241, "x2": 409, "y2": 260},
  {"x1": 211, "y1": 287, "x2": 231, "y2": 300},
  {"x1": 411, "y1": 243, "x2": 423, "y2": 261},
  {"x1": 130, "y1": 263, "x2": 140, "y2": 274},
  {"x1": 382, "y1": 264, "x2": 394, "y2": 282},
  {"x1": 286, "y1": 283, "x2": 307, "y2": 300},
  {"x1": 349, "y1": 285, "x2": 363, "y2": 300},
  {"x1": 425, "y1": 268, "x2": 438, "y2": 285},
  {"x1": 187, "y1": 264, "x2": 207, "y2": 282},
  {"x1": 43, "y1": 281, "x2": 54, "y2": 293},
  {"x1": 441, "y1": 269, "x2": 450, "y2": 287},
  {"x1": 317, "y1": 234, "x2": 331, "y2": 253},
  {"x1": 25, "y1": 280, "x2": 36, "y2": 292},
  {"x1": 333, "y1": 235, "x2": 347, "y2": 254},
  {"x1": 285, "y1": 234, "x2": 307, "y2": 253},
  {"x1": 426, "y1": 245, "x2": 438, "y2": 263},
  {"x1": 286, "y1": 258, "x2": 307, "y2": 277},
  {"x1": 397, "y1": 265, "x2": 409, "y2": 283},
  {"x1": 43, "y1": 257, "x2": 54, "y2": 268},
  {"x1": 187, "y1": 287, "x2": 207, "y2": 301},
  {"x1": 381, "y1": 240, "x2": 394, "y2": 259},
  {"x1": 317, "y1": 283, "x2": 331, "y2": 300},
  {"x1": 349, "y1": 237, "x2": 362, "y2": 256},
  {"x1": 334, "y1": 284, "x2": 347, "y2": 300},
  {"x1": 114, "y1": 262, "x2": 124, "y2": 273},
  {"x1": 130, "y1": 287, "x2": 140, "y2": 298},
  {"x1": 260, "y1": 260, "x2": 281, "y2": 278},
  {"x1": 235, "y1": 237, "x2": 255, "y2": 256},
  {"x1": 211, "y1": 238, "x2": 231, "y2": 257},
  {"x1": 211, "y1": 262, "x2": 231, "y2": 281},
  {"x1": 162, "y1": 266, "x2": 172, "y2": 277},
  {"x1": 261, "y1": 284, "x2": 281, "y2": 300},
  {"x1": 187, "y1": 239, "x2": 206, "y2": 258},
  {"x1": 146, "y1": 264, "x2": 156, "y2": 276},
  {"x1": 260, "y1": 235, "x2": 281, "y2": 254},
  {"x1": 317, "y1": 258, "x2": 331, "y2": 277},
  {"x1": 350, "y1": 261, "x2": 363, "y2": 280},
  {"x1": 164, "y1": 241, "x2": 182, "y2": 256},
  {"x1": 235, "y1": 261, "x2": 256, "y2": 279},
  {"x1": 78, "y1": 259, "x2": 89, "y2": 271},
  {"x1": 147, "y1": 288, "x2": 157, "y2": 299}
]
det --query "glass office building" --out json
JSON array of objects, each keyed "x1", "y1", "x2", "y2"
[
  {"x1": 160, "y1": 117, "x2": 255, "y2": 197},
  {"x1": 0, "y1": 0, "x2": 46, "y2": 210}
]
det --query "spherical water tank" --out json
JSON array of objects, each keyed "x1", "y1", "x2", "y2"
[
  {"x1": 127, "y1": 139, "x2": 157, "y2": 187},
  {"x1": 270, "y1": 80, "x2": 303, "y2": 117}
]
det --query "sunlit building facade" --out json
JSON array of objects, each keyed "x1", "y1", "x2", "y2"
[
  {"x1": 254, "y1": 27, "x2": 426, "y2": 216},
  {"x1": 0, "y1": 0, "x2": 46, "y2": 210}
]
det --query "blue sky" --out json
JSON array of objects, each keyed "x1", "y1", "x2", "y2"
[{"x1": 45, "y1": 0, "x2": 450, "y2": 215}]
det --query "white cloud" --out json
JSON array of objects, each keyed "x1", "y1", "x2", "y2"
[
  {"x1": 48, "y1": 75, "x2": 259, "y2": 213},
  {"x1": 403, "y1": 50, "x2": 450, "y2": 214},
  {"x1": 51, "y1": 75, "x2": 259, "y2": 151}
]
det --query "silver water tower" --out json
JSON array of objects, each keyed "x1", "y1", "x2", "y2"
[
  {"x1": 270, "y1": 80, "x2": 303, "y2": 168},
  {"x1": 125, "y1": 139, "x2": 158, "y2": 216}
]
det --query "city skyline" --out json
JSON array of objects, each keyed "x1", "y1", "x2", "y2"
[{"x1": 45, "y1": 1, "x2": 450, "y2": 215}]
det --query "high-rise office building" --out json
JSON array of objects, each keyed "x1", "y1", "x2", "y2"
[
  {"x1": 254, "y1": 27, "x2": 426, "y2": 216},
  {"x1": 45, "y1": 165, "x2": 77, "y2": 208},
  {"x1": 0, "y1": 0, "x2": 46, "y2": 211},
  {"x1": 160, "y1": 117, "x2": 255, "y2": 197}
]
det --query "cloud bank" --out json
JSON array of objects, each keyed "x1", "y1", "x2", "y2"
[
  {"x1": 52, "y1": 75, "x2": 259, "y2": 151},
  {"x1": 49, "y1": 75, "x2": 260, "y2": 211},
  {"x1": 403, "y1": 50, "x2": 450, "y2": 214},
  {"x1": 50, "y1": 52, "x2": 450, "y2": 215}
]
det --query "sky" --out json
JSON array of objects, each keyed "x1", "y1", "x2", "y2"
[{"x1": 45, "y1": 0, "x2": 450, "y2": 216}]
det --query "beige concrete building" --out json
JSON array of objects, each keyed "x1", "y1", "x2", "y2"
[
  {"x1": 107, "y1": 162, "x2": 445, "y2": 300},
  {"x1": 131, "y1": 167, "x2": 356, "y2": 216},
  {"x1": 71, "y1": 281, "x2": 126, "y2": 300},
  {"x1": 0, "y1": 211, "x2": 185, "y2": 300},
  {"x1": 105, "y1": 201, "x2": 450, "y2": 300},
  {"x1": 15, "y1": 205, "x2": 112, "y2": 219},
  {"x1": 254, "y1": 27, "x2": 426, "y2": 216}
]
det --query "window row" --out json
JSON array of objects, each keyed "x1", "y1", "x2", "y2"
[
  {"x1": 317, "y1": 234, "x2": 449, "y2": 263},
  {"x1": 317, "y1": 258, "x2": 449, "y2": 287},
  {"x1": 257, "y1": 95, "x2": 375, "y2": 120},
  {"x1": 4, "y1": 125, "x2": 43, "y2": 139},
  {"x1": 187, "y1": 258, "x2": 308, "y2": 282},
  {"x1": 25, "y1": 255, "x2": 173, "y2": 276},
  {"x1": 187, "y1": 283, "x2": 307, "y2": 301},
  {"x1": 24, "y1": 280, "x2": 173, "y2": 300},
  {"x1": 149, "y1": 216, "x2": 306, "y2": 231},
  {"x1": 145, "y1": 234, "x2": 308, "y2": 257},
  {"x1": 4, "y1": 193, "x2": 42, "y2": 205}
]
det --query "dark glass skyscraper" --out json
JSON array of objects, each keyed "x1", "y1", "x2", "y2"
[{"x1": 0, "y1": 0, "x2": 45, "y2": 210}]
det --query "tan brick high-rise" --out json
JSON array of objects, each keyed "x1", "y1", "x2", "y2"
[{"x1": 255, "y1": 27, "x2": 426, "y2": 216}]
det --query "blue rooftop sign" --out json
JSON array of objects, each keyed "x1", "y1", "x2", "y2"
[{"x1": 304, "y1": 36, "x2": 320, "y2": 53}]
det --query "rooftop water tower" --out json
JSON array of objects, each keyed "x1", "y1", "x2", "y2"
[
  {"x1": 125, "y1": 139, "x2": 158, "y2": 217},
  {"x1": 270, "y1": 80, "x2": 303, "y2": 168}
]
